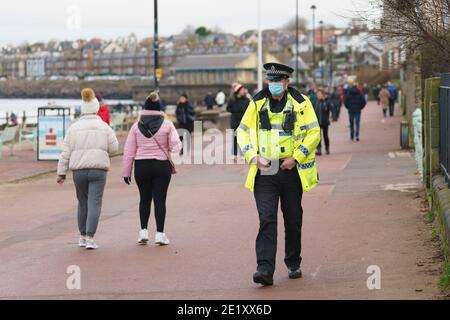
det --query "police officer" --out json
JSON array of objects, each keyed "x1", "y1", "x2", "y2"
[{"x1": 237, "y1": 63, "x2": 321, "y2": 286}]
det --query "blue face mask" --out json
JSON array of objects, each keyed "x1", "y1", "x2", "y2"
[{"x1": 269, "y1": 82, "x2": 285, "y2": 96}]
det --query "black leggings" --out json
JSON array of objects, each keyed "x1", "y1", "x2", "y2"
[
  {"x1": 317, "y1": 125, "x2": 330, "y2": 150},
  {"x1": 134, "y1": 160, "x2": 172, "y2": 232}
]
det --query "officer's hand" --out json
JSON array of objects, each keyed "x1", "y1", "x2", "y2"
[
  {"x1": 57, "y1": 175, "x2": 66, "y2": 185},
  {"x1": 256, "y1": 157, "x2": 271, "y2": 170},
  {"x1": 281, "y1": 158, "x2": 297, "y2": 171},
  {"x1": 123, "y1": 177, "x2": 132, "y2": 185}
]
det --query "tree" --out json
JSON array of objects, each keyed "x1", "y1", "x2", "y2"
[
  {"x1": 181, "y1": 25, "x2": 196, "y2": 36},
  {"x1": 362, "y1": 0, "x2": 450, "y2": 75},
  {"x1": 195, "y1": 26, "x2": 212, "y2": 37},
  {"x1": 282, "y1": 16, "x2": 308, "y2": 33}
]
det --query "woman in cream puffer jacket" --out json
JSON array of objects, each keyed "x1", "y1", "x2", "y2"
[{"x1": 57, "y1": 88, "x2": 119, "y2": 250}]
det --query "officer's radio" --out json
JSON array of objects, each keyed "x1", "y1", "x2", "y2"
[
  {"x1": 259, "y1": 104, "x2": 272, "y2": 131},
  {"x1": 282, "y1": 101, "x2": 296, "y2": 132}
]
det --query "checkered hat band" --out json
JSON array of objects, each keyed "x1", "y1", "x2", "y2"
[{"x1": 266, "y1": 70, "x2": 290, "y2": 76}]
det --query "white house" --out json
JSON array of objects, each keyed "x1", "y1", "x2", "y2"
[{"x1": 26, "y1": 56, "x2": 47, "y2": 78}]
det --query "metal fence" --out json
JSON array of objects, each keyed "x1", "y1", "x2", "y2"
[{"x1": 440, "y1": 73, "x2": 450, "y2": 186}]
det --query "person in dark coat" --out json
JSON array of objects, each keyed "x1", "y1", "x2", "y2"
[
  {"x1": 328, "y1": 87, "x2": 342, "y2": 122},
  {"x1": 204, "y1": 92, "x2": 215, "y2": 110},
  {"x1": 176, "y1": 93, "x2": 195, "y2": 155},
  {"x1": 344, "y1": 85, "x2": 367, "y2": 142},
  {"x1": 373, "y1": 85, "x2": 381, "y2": 106},
  {"x1": 387, "y1": 82, "x2": 398, "y2": 117},
  {"x1": 314, "y1": 89, "x2": 332, "y2": 155},
  {"x1": 176, "y1": 93, "x2": 195, "y2": 133},
  {"x1": 227, "y1": 83, "x2": 250, "y2": 157}
]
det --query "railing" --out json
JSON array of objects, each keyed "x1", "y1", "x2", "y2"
[{"x1": 440, "y1": 74, "x2": 450, "y2": 186}]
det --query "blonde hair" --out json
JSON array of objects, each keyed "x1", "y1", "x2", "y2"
[{"x1": 148, "y1": 92, "x2": 159, "y2": 102}]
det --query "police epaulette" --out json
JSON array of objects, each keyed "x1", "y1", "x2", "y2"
[{"x1": 287, "y1": 87, "x2": 305, "y2": 104}]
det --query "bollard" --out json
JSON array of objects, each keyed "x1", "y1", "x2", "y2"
[
  {"x1": 400, "y1": 120, "x2": 409, "y2": 149},
  {"x1": 412, "y1": 108, "x2": 423, "y2": 180}
]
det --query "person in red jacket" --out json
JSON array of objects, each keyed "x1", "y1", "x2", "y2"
[{"x1": 96, "y1": 93, "x2": 110, "y2": 125}]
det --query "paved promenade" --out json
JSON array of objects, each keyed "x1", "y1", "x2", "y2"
[{"x1": 0, "y1": 102, "x2": 444, "y2": 300}]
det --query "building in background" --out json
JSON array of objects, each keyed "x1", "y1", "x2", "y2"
[
  {"x1": 170, "y1": 52, "x2": 280, "y2": 85},
  {"x1": 26, "y1": 57, "x2": 47, "y2": 78}
]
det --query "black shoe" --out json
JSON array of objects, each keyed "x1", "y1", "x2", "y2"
[
  {"x1": 326, "y1": 149, "x2": 330, "y2": 155},
  {"x1": 316, "y1": 150, "x2": 322, "y2": 156},
  {"x1": 356, "y1": 138, "x2": 360, "y2": 142},
  {"x1": 253, "y1": 271, "x2": 274, "y2": 286},
  {"x1": 288, "y1": 268, "x2": 303, "y2": 279}
]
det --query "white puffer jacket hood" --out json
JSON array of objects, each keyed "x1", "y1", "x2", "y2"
[{"x1": 57, "y1": 115, "x2": 119, "y2": 176}]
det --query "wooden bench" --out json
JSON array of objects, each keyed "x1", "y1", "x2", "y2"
[{"x1": 0, "y1": 126, "x2": 19, "y2": 159}]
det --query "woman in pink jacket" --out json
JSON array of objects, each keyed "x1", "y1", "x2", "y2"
[{"x1": 123, "y1": 92, "x2": 182, "y2": 246}]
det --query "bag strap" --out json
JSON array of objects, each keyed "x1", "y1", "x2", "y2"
[{"x1": 139, "y1": 121, "x2": 173, "y2": 162}]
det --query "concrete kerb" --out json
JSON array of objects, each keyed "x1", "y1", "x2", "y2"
[
  {"x1": 0, "y1": 152, "x2": 124, "y2": 186},
  {"x1": 432, "y1": 176, "x2": 450, "y2": 254}
]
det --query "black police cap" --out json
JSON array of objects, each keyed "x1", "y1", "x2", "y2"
[{"x1": 264, "y1": 63, "x2": 294, "y2": 81}]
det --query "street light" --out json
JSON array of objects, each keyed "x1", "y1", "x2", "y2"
[
  {"x1": 319, "y1": 20, "x2": 324, "y2": 49},
  {"x1": 311, "y1": 5, "x2": 317, "y2": 83},
  {"x1": 153, "y1": 0, "x2": 160, "y2": 91},
  {"x1": 296, "y1": 0, "x2": 299, "y2": 86},
  {"x1": 319, "y1": 20, "x2": 324, "y2": 83},
  {"x1": 257, "y1": 0, "x2": 263, "y2": 91}
]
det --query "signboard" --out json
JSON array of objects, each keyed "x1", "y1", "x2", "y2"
[
  {"x1": 37, "y1": 107, "x2": 71, "y2": 161},
  {"x1": 155, "y1": 68, "x2": 163, "y2": 80}
]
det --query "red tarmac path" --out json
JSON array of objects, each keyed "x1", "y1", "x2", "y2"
[{"x1": 0, "y1": 102, "x2": 444, "y2": 299}]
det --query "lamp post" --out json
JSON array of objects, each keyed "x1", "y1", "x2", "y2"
[
  {"x1": 319, "y1": 20, "x2": 324, "y2": 83},
  {"x1": 153, "y1": 0, "x2": 160, "y2": 91},
  {"x1": 257, "y1": 0, "x2": 263, "y2": 91},
  {"x1": 296, "y1": 0, "x2": 299, "y2": 85},
  {"x1": 329, "y1": 40, "x2": 334, "y2": 88},
  {"x1": 311, "y1": 4, "x2": 317, "y2": 83}
]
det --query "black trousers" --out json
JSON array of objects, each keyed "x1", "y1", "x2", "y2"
[
  {"x1": 254, "y1": 168, "x2": 304, "y2": 275},
  {"x1": 389, "y1": 99, "x2": 395, "y2": 117},
  {"x1": 317, "y1": 125, "x2": 330, "y2": 151},
  {"x1": 134, "y1": 160, "x2": 172, "y2": 232}
]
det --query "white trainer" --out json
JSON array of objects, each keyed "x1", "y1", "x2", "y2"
[
  {"x1": 155, "y1": 232, "x2": 170, "y2": 246},
  {"x1": 138, "y1": 229, "x2": 149, "y2": 245},
  {"x1": 86, "y1": 239, "x2": 99, "y2": 250},
  {"x1": 78, "y1": 237, "x2": 87, "y2": 248}
]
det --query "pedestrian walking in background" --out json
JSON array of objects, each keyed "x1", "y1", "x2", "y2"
[
  {"x1": 10, "y1": 113, "x2": 18, "y2": 126},
  {"x1": 204, "y1": 92, "x2": 216, "y2": 110},
  {"x1": 373, "y1": 84, "x2": 381, "y2": 106},
  {"x1": 57, "y1": 88, "x2": 119, "y2": 250},
  {"x1": 227, "y1": 83, "x2": 250, "y2": 157},
  {"x1": 237, "y1": 63, "x2": 320, "y2": 286},
  {"x1": 122, "y1": 92, "x2": 182, "y2": 246},
  {"x1": 329, "y1": 87, "x2": 342, "y2": 122},
  {"x1": 216, "y1": 89, "x2": 226, "y2": 108},
  {"x1": 176, "y1": 93, "x2": 195, "y2": 133},
  {"x1": 96, "y1": 93, "x2": 111, "y2": 125},
  {"x1": 307, "y1": 87, "x2": 318, "y2": 109},
  {"x1": 344, "y1": 83, "x2": 367, "y2": 142},
  {"x1": 387, "y1": 82, "x2": 398, "y2": 117},
  {"x1": 314, "y1": 89, "x2": 332, "y2": 155},
  {"x1": 379, "y1": 86, "x2": 391, "y2": 118},
  {"x1": 176, "y1": 93, "x2": 195, "y2": 155},
  {"x1": 363, "y1": 83, "x2": 370, "y2": 103}
]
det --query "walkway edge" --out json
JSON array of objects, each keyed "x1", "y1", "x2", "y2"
[{"x1": 431, "y1": 176, "x2": 450, "y2": 255}]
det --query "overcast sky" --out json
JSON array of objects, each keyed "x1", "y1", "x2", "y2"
[{"x1": 0, "y1": 0, "x2": 367, "y2": 46}]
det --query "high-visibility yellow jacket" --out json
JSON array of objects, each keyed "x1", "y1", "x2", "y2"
[{"x1": 237, "y1": 87, "x2": 321, "y2": 193}]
